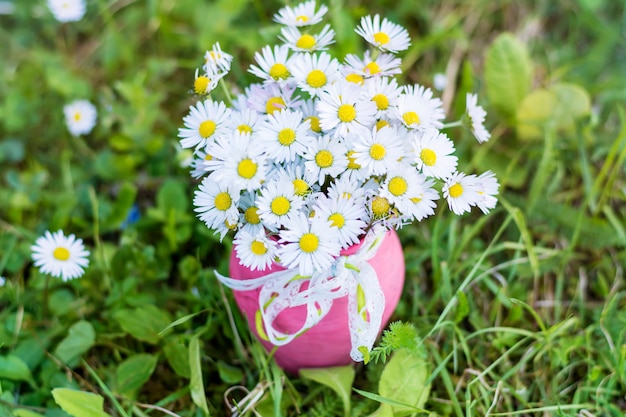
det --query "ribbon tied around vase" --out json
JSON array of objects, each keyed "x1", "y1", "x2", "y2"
[{"x1": 215, "y1": 225, "x2": 387, "y2": 362}]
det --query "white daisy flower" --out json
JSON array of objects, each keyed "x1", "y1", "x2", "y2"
[
  {"x1": 401, "y1": 174, "x2": 439, "y2": 222},
  {"x1": 47, "y1": 0, "x2": 86, "y2": 22},
  {"x1": 246, "y1": 83, "x2": 301, "y2": 115},
  {"x1": 31, "y1": 230, "x2": 90, "y2": 281},
  {"x1": 413, "y1": 129, "x2": 458, "y2": 179},
  {"x1": 442, "y1": 172, "x2": 481, "y2": 215},
  {"x1": 189, "y1": 148, "x2": 214, "y2": 179},
  {"x1": 355, "y1": 14, "x2": 411, "y2": 53},
  {"x1": 193, "y1": 177, "x2": 240, "y2": 230},
  {"x1": 327, "y1": 175, "x2": 367, "y2": 203},
  {"x1": 352, "y1": 125, "x2": 405, "y2": 176},
  {"x1": 249, "y1": 44, "x2": 294, "y2": 84},
  {"x1": 193, "y1": 68, "x2": 221, "y2": 96},
  {"x1": 316, "y1": 80, "x2": 377, "y2": 138},
  {"x1": 178, "y1": 100, "x2": 231, "y2": 149},
  {"x1": 278, "y1": 213, "x2": 340, "y2": 276},
  {"x1": 466, "y1": 93, "x2": 491, "y2": 143},
  {"x1": 475, "y1": 170, "x2": 499, "y2": 214},
  {"x1": 313, "y1": 196, "x2": 368, "y2": 249},
  {"x1": 280, "y1": 24, "x2": 335, "y2": 53},
  {"x1": 433, "y1": 72, "x2": 447, "y2": 91},
  {"x1": 204, "y1": 42, "x2": 233, "y2": 75},
  {"x1": 343, "y1": 51, "x2": 402, "y2": 78},
  {"x1": 296, "y1": 98, "x2": 323, "y2": 135},
  {"x1": 290, "y1": 52, "x2": 340, "y2": 97},
  {"x1": 234, "y1": 230, "x2": 278, "y2": 272},
  {"x1": 396, "y1": 84, "x2": 445, "y2": 131},
  {"x1": 366, "y1": 193, "x2": 394, "y2": 225},
  {"x1": 365, "y1": 76, "x2": 402, "y2": 119},
  {"x1": 213, "y1": 217, "x2": 243, "y2": 242},
  {"x1": 257, "y1": 180, "x2": 304, "y2": 229},
  {"x1": 274, "y1": 162, "x2": 320, "y2": 200},
  {"x1": 257, "y1": 109, "x2": 311, "y2": 163},
  {"x1": 206, "y1": 132, "x2": 267, "y2": 192},
  {"x1": 274, "y1": 0, "x2": 328, "y2": 27},
  {"x1": 229, "y1": 108, "x2": 261, "y2": 137},
  {"x1": 303, "y1": 135, "x2": 349, "y2": 185},
  {"x1": 379, "y1": 163, "x2": 422, "y2": 209},
  {"x1": 238, "y1": 192, "x2": 265, "y2": 235},
  {"x1": 63, "y1": 100, "x2": 97, "y2": 136}
]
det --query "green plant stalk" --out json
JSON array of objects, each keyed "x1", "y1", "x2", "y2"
[{"x1": 82, "y1": 360, "x2": 130, "y2": 417}]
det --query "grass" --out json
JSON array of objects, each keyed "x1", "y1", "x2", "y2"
[{"x1": 1, "y1": 0, "x2": 625, "y2": 416}]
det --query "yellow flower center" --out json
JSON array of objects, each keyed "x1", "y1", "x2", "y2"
[
  {"x1": 278, "y1": 128, "x2": 296, "y2": 146},
  {"x1": 296, "y1": 15, "x2": 309, "y2": 23},
  {"x1": 345, "y1": 73, "x2": 364, "y2": 85},
  {"x1": 410, "y1": 197, "x2": 422, "y2": 203},
  {"x1": 269, "y1": 63, "x2": 290, "y2": 80},
  {"x1": 266, "y1": 96, "x2": 286, "y2": 114},
  {"x1": 271, "y1": 196, "x2": 291, "y2": 216},
  {"x1": 292, "y1": 179, "x2": 309, "y2": 196},
  {"x1": 373, "y1": 31, "x2": 390, "y2": 45},
  {"x1": 371, "y1": 196, "x2": 390, "y2": 218},
  {"x1": 364, "y1": 61, "x2": 381, "y2": 75},
  {"x1": 296, "y1": 34, "x2": 316, "y2": 50},
  {"x1": 225, "y1": 219, "x2": 238, "y2": 230},
  {"x1": 306, "y1": 69, "x2": 327, "y2": 88},
  {"x1": 305, "y1": 116, "x2": 321, "y2": 133},
  {"x1": 237, "y1": 124, "x2": 253, "y2": 134},
  {"x1": 328, "y1": 213, "x2": 345, "y2": 228},
  {"x1": 371, "y1": 94, "x2": 389, "y2": 110},
  {"x1": 204, "y1": 153, "x2": 213, "y2": 161},
  {"x1": 199, "y1": 120, "x2": 217, "y2": 138},
  {"x1": 449, "y1": 183, "x2": 464, "y2": 198},
  {"x1": 250, "y1": 240, "x2": 268, "y2": 255},
  {"x1": 53, "y1": 247, "x2": 70, "y2": 261},
  {"x1": 375, "y1": 119, "x2": 389, "y2": 130},
  {"x1": 315, "y1": 150, "x2": 333, "y2": 168},
  {"x1": 214, "y1": 192, "x2": 232, "y2": 211},
  {"x1": 299, "y1": 233, "x2": 319, "y2": 253},
  {"x1": 237, "y1": 158, "x2": 258, "y2": 179},
  {"x1": 338, "y1": 104, "x2": 357, "y2": 122},
  {"x1": 402, "y1": 111, "x2": 420, "y2": 126},
  {"x1": 369, "y1": 143, "x2": 386, "y2": 161},
  {"x1": 388, "y1": 177, "x2": 408, "y2": 196},
  {"x1": 73, "y1": 112, "x2": 81, "y2": 121},
  {"x1": 194, "y1": 76, "x2": 210, "y2": 94},
  {"x1": 244, "y1": 206, "x2": 261, "y2": 224},
  {"x1": 420, "y1": 148, "x2": 437, "y2": 166},
  {"x1": 346, "y1": 150, "x2": 361, "y2": 170}
]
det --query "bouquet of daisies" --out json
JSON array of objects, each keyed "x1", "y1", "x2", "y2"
[{"x1": 179, "y1": 1, "x2": 499, "y2": 277}]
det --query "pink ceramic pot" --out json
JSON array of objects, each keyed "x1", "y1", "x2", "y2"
[{"x1": 228, "y1": 229, "x2": 405, "y2": 374}]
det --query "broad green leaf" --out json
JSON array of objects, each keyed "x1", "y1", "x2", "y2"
[
  {"x1": 378, "y1": 349, "x2": 430, "y2": 414},
  {"x1": 115, "y1": 354, "x2": 158, "y2": 396},
  {"x1": 300, "y1": 365, "x2": 355, "y2": 416},
  {"x1": 53, "y1": 321, "x2": 96, "y2": 366},
  {"x1": 217, "y1": 360, "x2": 243, "y2": 384},
  {"x1": 157, "y1": 179, "x2": 188, "y2": 214},
  {"x1": 189, "y1": 336, "x2": 210, "y2": 416},
  {"x1": 516, "y1": 83, "x2": 591, "y2": 140},
  {"x1": 113, "y1": 305, "x2": 171, "y2": 344},
  {"x1": 163, "y1": 339, "x2": 191, "y2": 378},
  {"x1": 484, "y1": 33, "x2": 532, "y2": 121},
  {"x1": 0, "y1": 355, "x2": 35, "y2": 387},
  {"x1": 13, "y1": 410, "x2": 46, "y2": 417},
  {"x1": 51, "y1": 388, "x2": 112, "y2": 417}
]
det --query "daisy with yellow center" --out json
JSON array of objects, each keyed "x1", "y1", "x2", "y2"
[
  {"x1": 344, "y1": 51, "x2": 401, "y2": 78},
  {"x1": 475, "y1": 171, "x2": 500, "y2": 214},
  {"x1": 355, "y1": 14, "x2": 411, "y2": 53},
  {"x1": 203, "y1": 42, "x2": 233, "y2": 75},
  {"x1": 395, "y1": 84, "x2": 445, "y2": 131},
  {"x1": 365, "y1": 76, "x2": 402, "y2": 119},
  {"x1": 412, "y1": 129, "x2": 458, "y2": 179},
  {"x1": 280, "y1": 24, "x2": 336, "y2": 52},
  {"x1": 313, "y1": 196, "x2": 368, "y2": 249},
  {"x1": 249, "y1": 45, "x2": 293, "y2": 84},
  {"x1": 466, "y1": 93, "x2": 491, "y2": 143},
  {"x1": 302, "y1": 135, "x2": 348, "y2": 185},
  {"x1": 290, "y1": 51, "x2": 340, "y2": 97},
  {"x1": 278, "y1": 214, "x2": 340, "y2": 276},
  {"x1": 257, "y1": 109, "x2": 311, "y2": 163},
  {"x1": 257, "y1": 180, "x2": 305, "y2": 229},
  {"x1": 47, "y1": 0, "x2": 86, "y2": 22},
  {"x1": 63, "y1": 99, "x2": 97, "y2": 136},
  {"x1": 229, "y1": 108, "x2": 260, "y2": 138},
  {"x1": 273, "y1": 0, "x2": 328, "y2": 27},
  {"x1": 352, "y1": 125, "x2": 405, "y2": 176},
  {"x1": 31, "y1": 230, "x2": 90, "y2": 281},
  {"x1": 193, "y1": 177, "x2": 240, "y2": 230},
  {"x1": 179, "y1": 100, "x2": 231, "y2": 149},
  {"x1": 442, "y1": 172, "x2": 482, "y2": 215},
  {"x1": 316, "y1": 80, "x2": 377, "y2": 138},
  {"x1": 245, "y1": 82, "x2": 301, "y2": 116},
  {"x1": 234, "y1": 231, "x2": 278, "y2": 272}
]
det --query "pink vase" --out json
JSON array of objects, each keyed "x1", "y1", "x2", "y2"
[{"x1": 227, "y1": 229, "x2": 405, "y2": 374}]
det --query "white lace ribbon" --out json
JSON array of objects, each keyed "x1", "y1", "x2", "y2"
[{"x1": 215, "y1": 225, "x2": 388, "y2": 362}]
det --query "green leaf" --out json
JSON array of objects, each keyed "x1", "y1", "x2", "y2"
[
  {"x1": 0, "y1": 355, "x2": 36, "y2": 387},
  {"x1": 113, "y1": 305, "x2": 171, "y2": 344},
  {"x1": 157, "y1": 179, "x2": 188, "y2": 214},
  {"x1": 115, "y1": 354, "x2": 158, "y2": 396},
  {"x1": 189, "y1": 336, "x2": 210, "y2": 416},
  {"x1": 300, "y1": 365, "x2": 355, "y2": 416},
  {"x1": 51, "y1": 388, "x2": 113, "y2": 417},
  {"x1": 378, "y1": 348, "x2": 430, "y2": 413},
  {"x1": 454, "y1": 291, "x2": 470, "y2": 323},
  {"x1": 13, "y1": 410, "x2": 46, "y2": 417},
  {"x1": 516, "y1": 83, "x2": 591, "y2": 140},
  {"x1": 217, "y1": 360, "x2": 243, "y2": 384},
  {"x1": 163, "y1": 339, "x2": 191, "y2": 379},
  {"x1": 484, "y1": 32, "x2": 532, "y2": 121},
  {"x1": 53, "y1": 321, "x2": 96, "y2": 366}
]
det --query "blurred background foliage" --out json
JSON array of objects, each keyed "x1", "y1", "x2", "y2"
[{"x1": 1, "y1": 0, "x2": 625, "y2": 416}]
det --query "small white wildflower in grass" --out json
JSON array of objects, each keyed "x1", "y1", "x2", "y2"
[
  {"x1": 257, "y1": 180, "x2": 305, "y2": 229},
  {"x1": 278, "y1": 213, "x2": 340, "y2": 276},
  {"x1": 352, "y1": 126, "x2": 405, "y2": 176},
  {"x1": 396, "y1": 85, "x2": 445, "y2": 131},
  {"x1": 234, "y1": 230, "x2": 278, "y2": 271},
  {"x1": 290, "y1": 52, "x2": 340, "y2": 97},
  {"x1": 63, "y1": 100, "x2": 97, "y2": 136},
  {"x1": 466, "y1": 93, "x2": 491, "y2": 143},
  {"x1": 442, "y1": 172, "x2": 481, "y2": 215},
  {"x1": 47, "y1": 0, "x2": 86, "y2": 22},
  {"x1": 313, "y1": 196, "x2": 368, "y2": 249},
  {"x1": 433, "y1": 72, "x2": 447, "y2": 91},
  {"x1": 316, "y1": 80, "x2": 377, "y2": 138},
  {"x1": 249, "y1": 44, "x2": 294, "y2": 85},
  {"x1": 280, "y1": 24, "x2": 336, "y2": 52},
  {"x1": 343, "y1": 51, "x2": 402, "y2": 78},
  {"x1": 274, "y1": 0, "x2": 328, "y2": 27},
  {"x1": 475, "y1": 170, "x2": 500, "y2": 214},
  {"x1": 193, "y1": 177, "x2": 240, "y2": 230},
  {"x1": 413, "y1": 129, "x2": 458, "y2": 179},
  {"x1": 257, "y1": 109, "x2": 311, "y2": 163},
  {"x1": 31, "y1": 230, "x2": 90, "y2": 281},
  {"x1": 355, "y1": 14, "x2": 411, "y2": 53},
  {"x1": 179, "y1": 100, "x2": 231, "y2": 150}
]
